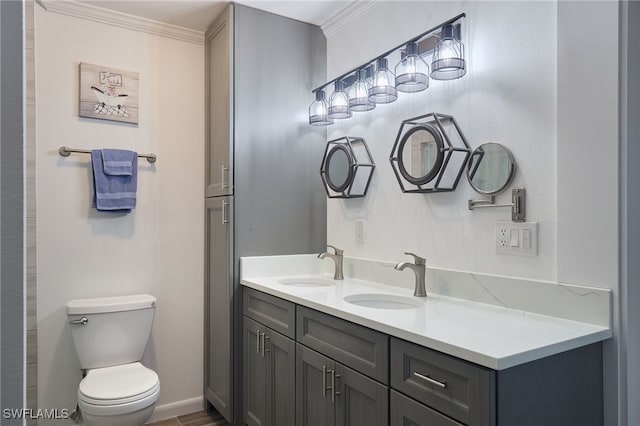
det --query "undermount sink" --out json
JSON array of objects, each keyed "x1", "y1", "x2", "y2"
[
  {"x1": 278, "y1": 277, "x2": 336, "y2": 287},
  {"x1": 344, "y1": 293, "x2": 422, "y2": 310}
]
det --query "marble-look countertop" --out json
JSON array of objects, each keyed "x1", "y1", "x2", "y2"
[{"x1": 241, "y1": 260, "x2": 612, "y2": 370}]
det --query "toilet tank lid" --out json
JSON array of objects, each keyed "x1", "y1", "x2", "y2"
[{"x1": 67, "y1": 294, "x2": 156, "y2": 315}]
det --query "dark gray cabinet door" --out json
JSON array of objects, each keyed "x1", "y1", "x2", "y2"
[
  {"x1": 243, "y1": 316, "x2": 295, "y2": 426},
  {"x1": 296, "y1": 344, "x2": 335, "y2": 426},
  {"x1": 335, "y1": 364, "x2": 388, "y2": 426},
  {"x1": 267, "y1": 329, "x2": 296, "y2": 426},
  {"x1": 243, "y1": 317, "x2": 268, "y2": 426},
  {"x1": 205, "y1": 196, "x2": 233, "y2": 421},
  {"x1": 205, "y1": 5, "x2": 233, "y2": 197}
]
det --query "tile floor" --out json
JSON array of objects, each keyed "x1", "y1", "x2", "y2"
[{"x1": 146, "y1": 410, "x2": 230, "y2": 426}]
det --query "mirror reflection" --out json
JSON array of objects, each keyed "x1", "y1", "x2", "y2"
[
  {"x1": 326, "y1": 145, "x2": 352, "y2": 192},
  {"x1": 467, "y1": 142, "x2": 515, "y2": 194},
  {"x1": 398, "y1": 124, "x2": 444, "y2": 185}
]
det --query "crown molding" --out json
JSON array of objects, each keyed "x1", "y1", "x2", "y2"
[
  {"x1": 321, "y1": 0, "x2": 384, "y2": 38},
  {"x1": 36, "y1": 0, "x2": 204, "y2": 45}
]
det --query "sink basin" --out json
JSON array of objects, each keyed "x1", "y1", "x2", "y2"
[
  {"x1": 278, "y1": 277, "x2": 336, "y2": 287},
  {"x1": 344, "y1": 293, "x2": 422, "y2": 310}
]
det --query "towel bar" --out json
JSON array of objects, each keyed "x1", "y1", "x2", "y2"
[{"x1": 59, "y1": 146, "x2": 157, "y2": 163}]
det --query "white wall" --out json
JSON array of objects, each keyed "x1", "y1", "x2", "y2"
[
  {"x1": 35, "y1": 5, "x2": 204, "y2": 423},
  {"x1": 326, "y1": 0, "x2": 621, "y2": 422},
  {"x1": 326, "y1": 1, "x2": 557, "y2": 280}
]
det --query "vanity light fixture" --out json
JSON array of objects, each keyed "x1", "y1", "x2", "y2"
[
  {"x1": 395, "y1": 42, "x2": 429, "y2": 93},
  {"x1": 308, "y1": 13, "x2": 466, "y2": 126},
  {"x1": 431, "y1": 23, "x2": 467, "y2": 80},
  {"x1": 368, "y1": 58, "x2": 398, "y2": 104},
  {"x1": 308, "y1": 89, "x2": 333, "y2": 126},
  {"x1": 348, "y1": 69, "x2": 376, "y2": 112},
  {"x1": 328, "y1": 80, "x2": 352, "y2": 119}
]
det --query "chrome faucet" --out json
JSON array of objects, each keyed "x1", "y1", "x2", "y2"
[
  {"x1": 318, "y1": 245, "x2": 344, "y2": 280},
  {"x1": 394, "y1": 252, "x2": 427, "y2": 297}
]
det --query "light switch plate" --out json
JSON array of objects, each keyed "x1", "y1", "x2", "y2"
[{"x1": 496, "y1": 221, "x2": 538, "y2": 256}]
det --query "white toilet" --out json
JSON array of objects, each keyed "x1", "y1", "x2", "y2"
[{"x1": 67, "y1": 294, "x2": 160, "y2": 426}]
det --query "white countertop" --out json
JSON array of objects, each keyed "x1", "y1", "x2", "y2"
[{"x1": 241, "y1": 272, "x2": 612, "y2": 370}]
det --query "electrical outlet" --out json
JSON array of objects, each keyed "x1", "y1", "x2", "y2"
[
  {"x1": 496, "y1": 221, "x2": 538, "y2": 256},
  {"x1": 496, "y1": 224, "x2": 509, "y2": 248},
  {"x1": 355, "y1": 220, "x2": 365, "y2": 244}
]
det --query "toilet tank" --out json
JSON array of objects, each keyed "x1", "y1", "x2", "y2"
[{"x1": 67, "y1": 294, "x2": 156, "y2": 370}]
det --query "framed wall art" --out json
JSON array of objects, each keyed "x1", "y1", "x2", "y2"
[{"x1": 79, "y1": 63, "x2": 139, "y2": 124}]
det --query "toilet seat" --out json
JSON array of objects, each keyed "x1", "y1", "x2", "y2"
[{"x1": 78, "y1": 362, "x2": 160, "y2": 413}]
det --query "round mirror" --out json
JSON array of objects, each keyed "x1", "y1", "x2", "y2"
[
  {"x1": 397, "y1": 124, "x2": 444, "y2": 185},
  {"x1": 467, "y1": 142, "x2": 516, "y2": 194},
  {"x1": 325, "y1": 145, "x2": 354, "y2": 192}
]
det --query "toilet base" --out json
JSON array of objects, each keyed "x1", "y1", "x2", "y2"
[{"x1": 81, "y1": 403, "x2": 155, "y2": 426}]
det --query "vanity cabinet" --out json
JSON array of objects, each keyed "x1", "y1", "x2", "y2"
[{"x1": 242, "y1": 287, "x2": 604, "y2": 426}]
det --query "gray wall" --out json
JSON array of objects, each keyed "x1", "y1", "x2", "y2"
[
  {"x1": 621, "y1": 1, "x2": 640, "y2": 424},
  {"x1": 234, "y1": 4, "x2": 327, "y2": 258},
  {"x1": 1, "y1": 0, "x2": 25, "y2": 422}
]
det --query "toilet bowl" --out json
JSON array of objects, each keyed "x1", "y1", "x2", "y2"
[
  {"x1": 78, "y1": 363, "x2": 160, "y2": 426},
  {"x1": 67, "y1": 295, "x2": 159, "y2": 426}
]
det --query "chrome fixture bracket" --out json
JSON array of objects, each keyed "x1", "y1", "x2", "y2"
[
  {"x1": 312, "y1": 14, "x2": 465, "y2": 95},
  {"x1": 468, "y1": 187, "x2": 526, "y2": 222}
]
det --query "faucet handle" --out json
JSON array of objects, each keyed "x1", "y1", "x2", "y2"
[
  {"x1": 404, "y1": 252, "x2": 426, "y2": 265},
  {"x1": 327, "y1": 244, "x2": 344, "y2": 256}
]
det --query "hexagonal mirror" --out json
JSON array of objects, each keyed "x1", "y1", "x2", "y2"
[{"x1": 390, "y1": 113, "x2": 470, "y2": 193}]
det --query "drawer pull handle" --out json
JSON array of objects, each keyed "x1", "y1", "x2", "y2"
[
  {"x1": 414, "y1": 372, "x2": 447, "y2": 388},
  {"x1": 256, "y1": 329, "x2": 261, "y2": 355}
]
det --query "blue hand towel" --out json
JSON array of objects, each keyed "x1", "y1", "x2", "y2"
[
  {"x1": 91, "y1": 149, "x2": 138, "y2": 212},
  {"x1": 101, "y1": 149, "x2": 136, "y2": 176}
]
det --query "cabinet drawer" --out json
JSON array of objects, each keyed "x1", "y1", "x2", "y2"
[
  {"x1": 391, "y1": 338, "x2": 495, "y2": 426},
  {"x1": 391, "y1": 390, "x2": 463, "y2": 426},
  {"x1": 243, "y1": 288, "x2": 295, "y2": 339},
  {"x1": 297, "y1": 306, "x2": 388, "y2": 384}
]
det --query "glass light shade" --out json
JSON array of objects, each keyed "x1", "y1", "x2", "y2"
[
  {"x1": 395, "y1": 42, "x2": 429, "y2": 93},
  {"x1": 348, "y1": 69, "x2": 375, "y2": 112},
  {"x1": 368, "y1": 58, "x2": 398, "y2": 104},
  {"x1": 431, "y1": 24, "x2": 467, "y2": 80},
  {"x1": 328, "y1": 80, "x2": 352, "y2": 119},
  {"x1": 309, "y1": 90, "x2": 333, "y2": 126}
]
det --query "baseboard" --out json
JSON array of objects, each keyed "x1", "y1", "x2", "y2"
[{"x1": 147, "y1": 396, "x2": 204, "y2": 422}]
